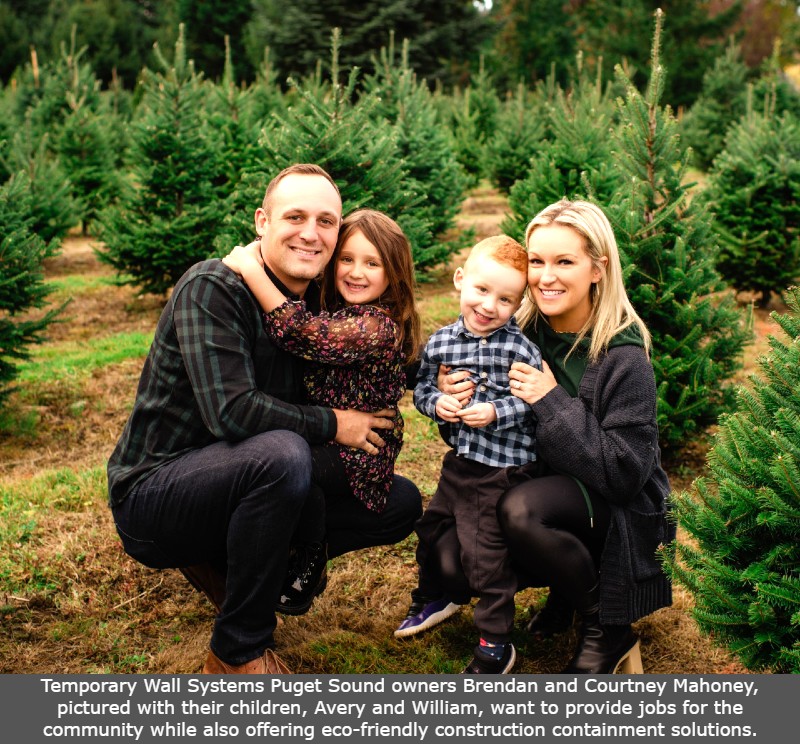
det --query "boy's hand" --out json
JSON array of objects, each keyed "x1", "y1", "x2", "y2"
[
  {"x1": 222, "y1": 241, "x2": 262, "y2": 277},
  {"x1": 435, "y1": 394, "x2": 463, "y2": 423},
  {"x1": 456, "y1": 401, "x2": 497, "y2": 428}
]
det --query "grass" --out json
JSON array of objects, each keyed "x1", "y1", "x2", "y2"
[{"x1": 0, "y1": 186, "x2": 773, "y2": 674}]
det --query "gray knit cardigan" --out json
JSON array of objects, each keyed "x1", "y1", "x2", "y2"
[{"x1": 531, "y1": 344, "x2": 674, "y2": 624}]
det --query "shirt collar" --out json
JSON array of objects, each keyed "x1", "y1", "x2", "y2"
[
  {"x1": 263, "y1": 264, "x2": 321, "y2": 313},
  {"x1": 451, "y1": 314, "x2": 523, "y2": 340}
]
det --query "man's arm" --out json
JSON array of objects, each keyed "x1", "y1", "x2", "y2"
[{"x1": 174, "y1": 267, "x2": 336, "y2": 444}]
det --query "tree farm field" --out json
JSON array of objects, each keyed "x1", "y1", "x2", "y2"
[{"x1": 1, "y1": 186, "x2": 775, "y2": 675}]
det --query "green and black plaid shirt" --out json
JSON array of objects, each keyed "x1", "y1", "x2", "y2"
[{"x1": 107, "y1": 259, "x2": 336, "y2": 506}]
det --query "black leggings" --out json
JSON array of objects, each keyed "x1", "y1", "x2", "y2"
[{"x1": 429, "y1": 475, "x2": 611, "y2": 613}]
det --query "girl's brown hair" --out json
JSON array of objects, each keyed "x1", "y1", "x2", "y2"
[{"x1": 321, "y1": 209, "x2": 422, "y2": 363}]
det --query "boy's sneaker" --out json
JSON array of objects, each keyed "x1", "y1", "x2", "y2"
[
  {"x1": 276, "y1": 542, "x2": 328, "y2": 616},
  {"x1": 462, "y1": 642, "x2": 516, "y2": 674},
  {"x1": 393, "y1": 598, "x2": 461, "y2": 638}
]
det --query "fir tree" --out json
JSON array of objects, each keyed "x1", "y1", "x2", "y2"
[
  {"x1": 0, "y1": 172, "x2": 65, "y2": 406},
  {"x1": 502, "y1": 56, "x2": 621, "y2": 243},
  {"x1": 680, "y1": 41, "x2": 750, "y2": 171},
  {"x1": 667, "y1": 286, "x2": 800, "y2": 673},
  {"x1": 484, "y1": 81, "x2": 546, "y2": 195},
  {"x1": 55, "y1": 66, "x2": 123, "y2": 236},
  {"x1": 217, "y1": 30, "x2": 440, "y2": 275},
  {"x1": 0, "y1": 122, "x2": 80, "y2": 244},
  {"x1": 362, "y1": 36, "x2": 471, "y2": 267},
  {"x1": 96, "y1": 26, "x2": 230, "y2": 295},
  {"x1": 607, "y1": 9, "x2": 750, "y2": 449},
  {"x1": 700, "y1": 95, "x2": 800, "y2": 307}
]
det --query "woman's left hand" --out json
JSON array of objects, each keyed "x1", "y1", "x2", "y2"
[{"x1": 509, "y1": 360, "x2": 557, "y2": 404}]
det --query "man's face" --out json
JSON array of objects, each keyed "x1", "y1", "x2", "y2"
[{"x1": 255, "y1": 174, "x2": 342, "y2": 295}]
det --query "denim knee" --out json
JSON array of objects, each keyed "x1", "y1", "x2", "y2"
[{"x1": 238, "y1": 430, "x2": 312, "y2": 504}]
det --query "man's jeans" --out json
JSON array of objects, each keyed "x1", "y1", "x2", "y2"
[
  {"x1": 112, "y1": 431, "x2": 311, "y2": 665},
  {"x1": 112, "y1": 431, "x2": 422, "y2": 665}
]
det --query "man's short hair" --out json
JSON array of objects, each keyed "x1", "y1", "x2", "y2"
[
  {"x1": 261, "y1": 164, "x2": 340, "y2": 216},
  {"x1": 465, "y1": 235, "x2": 528, "y2": 275}
]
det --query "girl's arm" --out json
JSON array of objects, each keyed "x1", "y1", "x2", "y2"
[{"x1": 222, "y1": 242, "x2": 286, "y2": 312}]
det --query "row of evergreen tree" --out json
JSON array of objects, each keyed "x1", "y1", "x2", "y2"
[
  {"x1": 3, "y1": 15, "x2": 800, "y2": 444},
  {"x1": 5, "y1": 1, "x2": 798, "y2": 110}
]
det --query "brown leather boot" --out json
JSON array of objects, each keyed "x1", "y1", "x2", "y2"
[
  {"x1": 180, "y1": 563, "x2": 227, "y2": 613},
  {"x1": 202, "y1": 648, "x2": 292, "y2": 674}
]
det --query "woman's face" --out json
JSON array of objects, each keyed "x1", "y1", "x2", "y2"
[{"x1": 527, "y1": 224, "x2": 605, "y2": 332}]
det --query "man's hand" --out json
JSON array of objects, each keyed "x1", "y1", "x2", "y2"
[
  {"x1": 333, "y1": 408, "x2": 395, "y2": 453},
  {"x1": 456, "y1": 401, "x2": 497, "y2": 428}
]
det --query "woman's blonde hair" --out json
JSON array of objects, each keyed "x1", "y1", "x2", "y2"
[
  {"x1": 320, "y1": 209, "x2": 422, "y2": 363},
  {"x1": 517, "y1": 199, "x2": 651, "y2": 361}
]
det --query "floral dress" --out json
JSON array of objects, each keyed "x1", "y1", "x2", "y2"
[{"x1": 262, "y1": 300, "x2": 406, "y2": 512}]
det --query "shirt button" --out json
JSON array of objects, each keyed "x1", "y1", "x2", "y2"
[
  {"x1": 481, "y1": 338, "x2": 488, "y2": 345},
  {"x1": 480, "y1": 371, "x2": 488, "y2": 378},
  {"x1": 479, "y1": 385, "x2": 487, "y2": 392}
]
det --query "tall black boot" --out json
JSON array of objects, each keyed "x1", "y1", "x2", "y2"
[
  {"x1": 526, "y1": 590, "x2": 574, "y2": 640},
  {"x1": 561, "y1": 587, "x2": 642, "y2": 674}
]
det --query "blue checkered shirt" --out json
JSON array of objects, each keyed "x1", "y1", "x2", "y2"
[{"x1": 414, "y1": 316, "x2": 541, "y2": 468}]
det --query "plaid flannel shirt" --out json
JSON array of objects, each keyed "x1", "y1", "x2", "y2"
[
  {"x1": 107, "y1": 260, "x2": 336, "y2": 506},
  {"x1": 414, "y1": 316, "x2": 541, "y2": 468}
]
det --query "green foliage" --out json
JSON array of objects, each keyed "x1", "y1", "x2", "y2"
[
  {"x1": 0, "y1": 172, "x2": 65, "y2": 405},
  {"x1": 484, "y1": 82, "x2": 546, "y2": 195},
  {"x1": 484, "y1": 0, "x2": 576, "y2": 91},
  {"x1": 680, "y1": 41, "x2": 751, "y2": 171},
  {"x1": 667, "y1": 286, "x2": 800, "y2": 673},
  {"x1": 362, "y1": 36, "x2": 471, "y2": 265},
  {"x1": 502, "y1": 58, "x2": 622, "y2": 242},
  {"x1": 56, "y1": 102, "x2": 122, "y2": 234},
  {"x1": 700, "y1": 99, "x2": 800, "y2": 305},
  {"x1": 218, "y1": 31, "x2": 452, "y2": 276},
  {"x1": 1, "y1": 126, "x2": 80, "y2": 244},
  {"x1": 245, "y1": 0, "x2": 492, "y2": 90},
  {"x1": 573, "y1": 0, "x2": 742, "y2": 110},
  {"x1": 95, "y1": 27, "x2": 231, "y2": 295},
  {"x1": 607, "y1": 10, "x2": 750, "y2": 449}
]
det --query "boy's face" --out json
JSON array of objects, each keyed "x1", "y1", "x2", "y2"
[{"x1": 454, "y1": 255, "x2": 527, "y2": 337}]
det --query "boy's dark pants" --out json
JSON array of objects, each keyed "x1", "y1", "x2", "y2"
[{"x1": 414, "y1": 450, "x2": 537, "y2": 643}]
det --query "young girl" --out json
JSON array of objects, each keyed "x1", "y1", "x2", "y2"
[{"x1": 223, "y1": 208, "x2": 421, "y2": 615}]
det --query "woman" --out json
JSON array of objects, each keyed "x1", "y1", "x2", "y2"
[{"x1": 434, "y1": 199, "x2": 673, "y2": 673}]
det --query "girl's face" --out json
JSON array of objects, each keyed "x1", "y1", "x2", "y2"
[
  {"x1": 527, "y1": 224, "x2": 606, "y2": 332},
  {"x1": 335, "y1": 230, "x2": 390, "y2": 306}
]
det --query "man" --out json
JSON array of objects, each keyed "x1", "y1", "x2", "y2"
[{"x1": 107, "y1": 164, "x2": 422, "y2": 674}]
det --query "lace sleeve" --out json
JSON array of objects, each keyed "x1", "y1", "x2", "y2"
[{"x1": 262, "y1": 301, "x2": 399, "y2": 365}]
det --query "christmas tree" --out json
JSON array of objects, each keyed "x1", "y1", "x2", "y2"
[
  {"x1": 0, "y1": 173, "x2": 65, "y2": 406},
  {"x1": 667, "y1": 285, "x2": 800, "y2": 673},
  {"x1": 502, "y1": 54, "x2": 621, "y2": 243},
  {"x1": 217, "y1": 29, "x2": 441, "y2": 275},
  {"x1": 699, "y1": 94, "x2": 800, "y2": 307},
  {"x1": 96, "y1": 25, "x2": 230, "y2": 295},
  {"x1": 606, "y1": 9, "x2": 750, "y2": 449}
]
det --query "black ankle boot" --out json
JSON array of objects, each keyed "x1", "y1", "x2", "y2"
[
  {"x1": 562, "y1": 608, "x2": 641, "y2": 674},
  {"x1": 526, "y1": 591, "x2": 574, "y2": 640},
  {"x1": 276, "y1": 542, "x2": 328, "y2": 616}
]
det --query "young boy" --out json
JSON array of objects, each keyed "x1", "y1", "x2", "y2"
[{"x1": 395, "y1": 235, "x2": 541, "y2": 674}]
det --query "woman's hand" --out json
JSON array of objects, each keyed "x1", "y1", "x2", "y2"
[
  {"x1": 437, "y1": 365, "x2": 475, "y2": 406},
  {"x1": 222, "y1": 241, "x2": 263, "y2": 277},
  {"x1": 509, "y1": 360, "x2": 557, "y2": 405}
]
